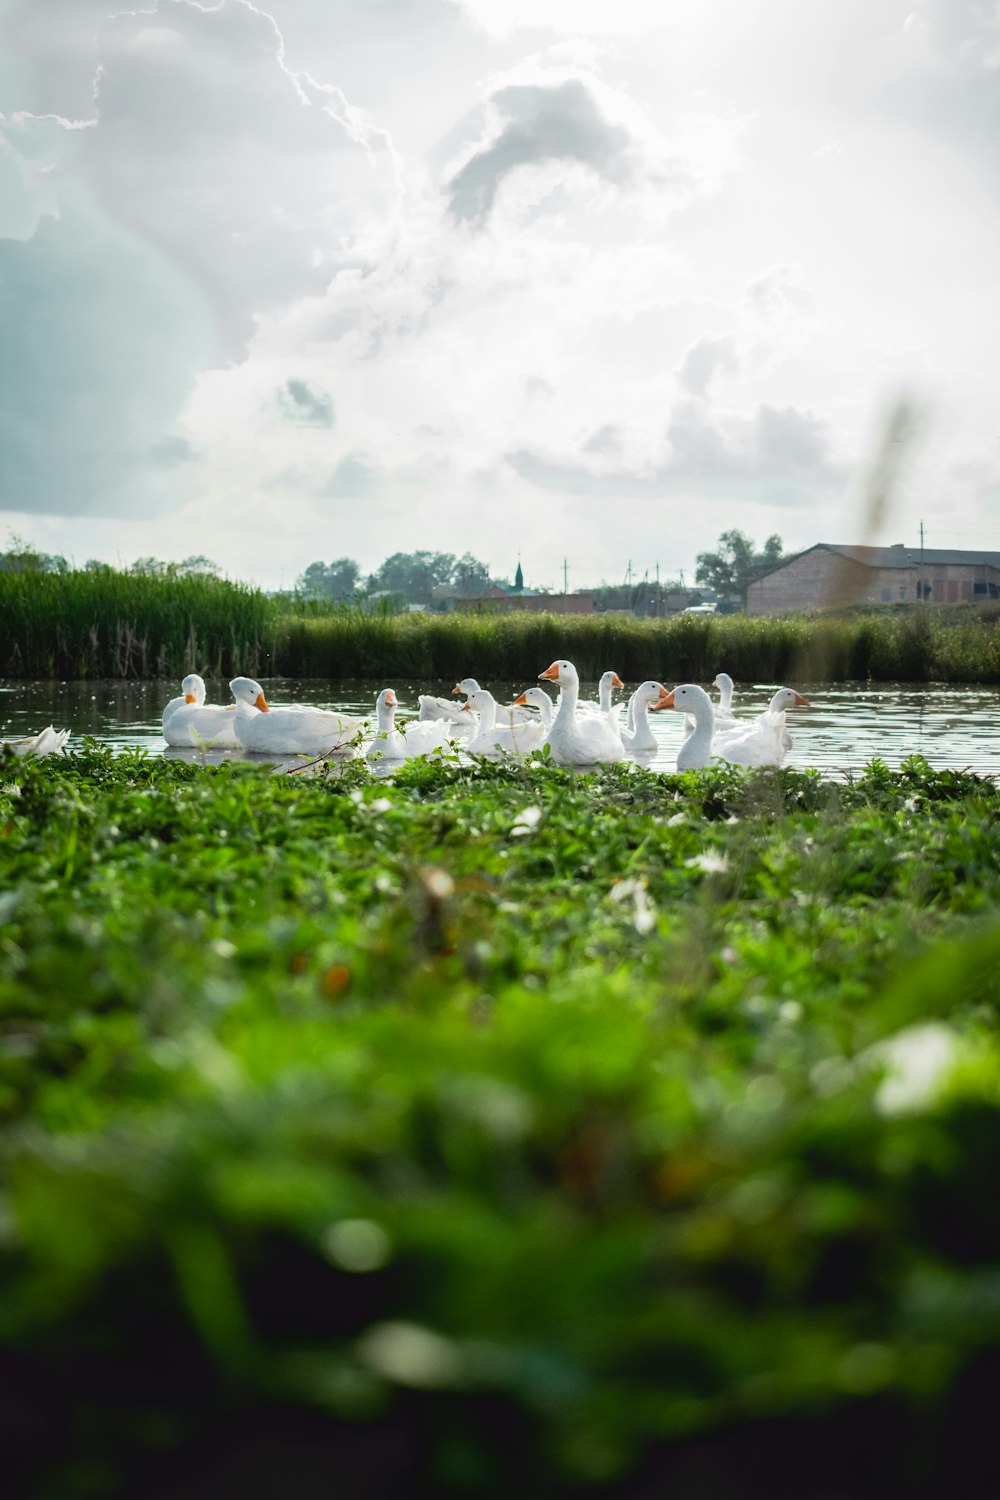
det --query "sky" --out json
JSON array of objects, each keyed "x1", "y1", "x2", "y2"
[{"x1": 1, "y1": 0, "x2": 998, "y2": 593}]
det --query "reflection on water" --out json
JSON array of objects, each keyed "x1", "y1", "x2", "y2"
[{"x1": 2, "y1": 677, "x2": 998, "y2": 777}]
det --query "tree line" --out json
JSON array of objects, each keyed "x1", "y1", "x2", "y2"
[
  {"x1": 298, "y1": 532, "x2": 786, "y2": 609},
  {"x1": 2, "y1": 530, "x2": 788, "y2": 611},
  {"x1": 298, "y1": 551, "x2": 492, "y2": 606}
]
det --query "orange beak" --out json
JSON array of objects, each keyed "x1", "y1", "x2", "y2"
[
  {"x1": 793, "y1": 692, "x2": 810, "y2": 707},
  {"x1": 513, "y1": 692, "x2": 528, "y2": 706},
  {"x1": 254, "y1": 693, "x2": 269, "y2": 712},
  {"x1": 461, "y1": 702, "x2": 473, "y2": 712},
  {"x1": 452, "y1": 683, "x2": 463, "y2": 695},
  {"x1": 385, "y1": 691, "x2": 397, "y2": 706},
  {"x1": 539, "y1": 663, "x2": 560, "y2": 681},
  {"x1": 656, "y1": 690, "x2": 677, "y2": 712},
  {"x1": 611, "y1": 673, "x2": 624, "y2": 689},
  {"x1": 184, "y1": 694, "x2": 197, "y2": 704}
]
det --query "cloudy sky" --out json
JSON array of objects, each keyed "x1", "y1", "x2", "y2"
[{"x1": 1, "y1": 0, "x2": 998, "y2": 591}]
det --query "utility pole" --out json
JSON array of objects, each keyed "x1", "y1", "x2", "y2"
[
  {"x1": 919, "y1": 520, "x2": 925, "y2": 602},
  {"x1": 563, "y1": 557, "x2": 568, "y2": 594}
]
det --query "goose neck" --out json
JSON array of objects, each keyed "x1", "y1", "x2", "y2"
[{"x1": 556, "y1": 674, "x2": 579, "y2": 713}]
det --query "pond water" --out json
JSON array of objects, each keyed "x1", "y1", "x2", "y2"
[{"x1": 2, "y1": 678, "x2": 999, "y2": 778}]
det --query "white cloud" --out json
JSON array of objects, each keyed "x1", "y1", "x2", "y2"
[
  {"x1": 77, "y1": 0, "x2": 399, "y2": 354},
  {"x1": 677, "y1": 333, "x2": 739, "y2": 396},
  {"x1": 1, "y1": 0, "x2": 998, "y2": 583},
  {"x1": 505, "y1": 393, "x2": 847, "y2": 509},
  {"x1": 446, "y1": 79, "x2": 635, "y2": 223}
]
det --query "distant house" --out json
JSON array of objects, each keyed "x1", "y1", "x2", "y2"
[{"x1": 747, "y1": 544, "x2": 1000, "y2": 615}]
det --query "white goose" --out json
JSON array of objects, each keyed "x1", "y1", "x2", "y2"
[
  {"x1": 229, "y1": 677, "x2": 365, "y2": 756},
  {"x1": 367, "y1": 689, "x2": 455, "y2": 761},
  {"x1": 462, "y1": 690, "x2": 547, "y2": 756},
  {"x1": 713, "y1": 685, "x2": 809, "y2": 757},
  {"x1": 417, "y1": 692, "x2": 470, "y2": 725},
  {"x1": 578, "y1": 670, "x2": 625, "y2": 721},
  {"x1": 511, "y1": 686, "x2": 555, "y2": 730},
  {"x1": 681, "y1": 672, "x2": 738, "y2": 743},
  {"x1": 162, "y1": 674, "x2": 240, "y2": 748},
  {"x1": 538, "y1": 660, "x2": 624, "y2": 766},
  {"x1": 1, "y1": 726, "x2": 70, "y2": 757},
  {"x1": 452, "y1": 677, "x2": 533, "y2": 727},
  {"x1": 661, "y1": 683, "x2": 807, "y2": 770},
  {"x1": 619, "y1": 681, "x2": 672, "y2": 752},
  {"x1": 712, "y1": 672, "x2": 739, "y2": 730}
]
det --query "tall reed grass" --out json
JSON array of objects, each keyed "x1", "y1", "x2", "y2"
[
  {"x1": 3, "y1": 568, "x2": 1000, "y2": 683},
  {"x1": 0, "y1": 570, "x2": 273, "y2": 679},
  {"x1": 273, "y1": 605, "x2": 1000, "y2": 684}
]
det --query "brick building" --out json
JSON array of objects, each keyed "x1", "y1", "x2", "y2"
[{"x1": 747, "y1": 544, "x2": 1000, "y2": 615}]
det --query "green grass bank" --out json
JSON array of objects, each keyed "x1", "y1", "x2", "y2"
[
  {"x1": 3, "y1": 747, "x2": 1000, "y2": 1496},
  {"x1": 4, "y1": 568, "x2": 1000, "y2": 681}
]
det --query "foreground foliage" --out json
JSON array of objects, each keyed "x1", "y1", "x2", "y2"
[{"x1": 1, "y1": 748, "x2": 1000, "y2": 1496}]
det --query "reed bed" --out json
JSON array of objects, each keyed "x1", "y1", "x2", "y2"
[
  {"x1": 273, "y1": 605, "x2": 1000, "y2": 684},
  {"x1": 3, "y1": 568, "x2": 1000, "y2": 683},
  {"x1": 0, "y1": 569, "x2": 273, "y2": 679}
]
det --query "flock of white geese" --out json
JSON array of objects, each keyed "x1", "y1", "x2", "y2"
[
  {"x1": 4, "y1": 664, "x2": 809, "y2": 771},
  {"x1": 166, "y1": 663, "x2": 808, "y2": 770}
]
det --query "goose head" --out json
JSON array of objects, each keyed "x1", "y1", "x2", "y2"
[
  {"x1": 375, "y1": 688, "x2": 398, "y2": 729},
  {"x1": 230, "y1": 676, "x2": 270, "y2": 712},
  {"x1": 181, "y1": 673, "x2": 206, "y2": 705},
  {"x1": 658, "y1": 683, "x2": 713, "y2": 718},
  {"x1": 462, "y1": 689, "x2": 496, "y2": 715},
  {"x1": 636, "y1": 680, "x2": 673, "y2": 710},
  {"x1": 767, "y1": 688, "x2": 810, "y2": 712},
  {"x1": 513, "y1": 687, "x2": 551, "y2": 711},
  {"x1": 539, "y1": 660, "x2": 578, "y2": 687},
  {"x1": 453, "y1": 677, "x2": 480, "y2": 697}
]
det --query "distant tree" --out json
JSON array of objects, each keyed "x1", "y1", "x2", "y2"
[
  {"x1": 129, "y1": 555, "x2": 220, "y2": 578},
  {"x1": 177, "y1": 555, "x2": 220, "y2": 578},
  {"x1": 695, "y1": 530, "x2": 784, "y2": 607},
  {"x1": 367, "y1": 551, "x2": 481, "y2": 605},
  {"x1": 453, "y1": 552, "x2": 491, "y2": 595},
  {"x1": 0, "y1": 534, "x2": 67, "y2": 574},
  {"x1": 297, "y1": 557, "x2": 361, "y2": 601}
]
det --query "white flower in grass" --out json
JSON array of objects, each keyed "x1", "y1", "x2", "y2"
[
  {"x1": 610, "y1": 877, "x2": 657, "y2": 934},
  {"x1": 873, "y1": 1023, "x2": 960, "y2": 1116},
  {"x1": 666, "y1": 811, "x2": 687, "y2": 826},
  {"x1": 510, "y1": 805, "x2": 543, "y2": 836},
  {"x1": 685, "y1": 851, "x2": 730, "y2": 874},
  {"x1": 370, "y1": 796, "x2": 392, "y2": 813},
  {"x1": 358, "y1": 1322, "x2": 464, "y2": 1388}
]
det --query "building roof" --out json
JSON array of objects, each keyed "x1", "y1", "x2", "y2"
[
  {"x1": 822, "y1": 544, "x2": 1000, "y2": 570},
  {"x1": 754, "y1": 543, "x2": 1000, "y2": 581}
]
